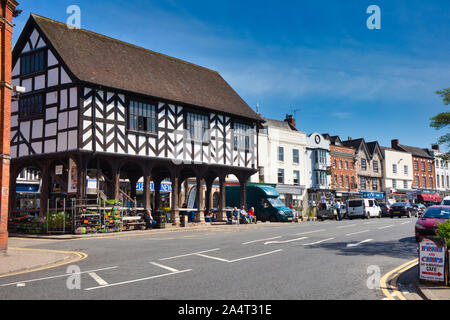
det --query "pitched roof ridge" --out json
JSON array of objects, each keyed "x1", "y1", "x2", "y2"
[{"x1": 31, "y1": 13, "x2": 220, "y2": 75}]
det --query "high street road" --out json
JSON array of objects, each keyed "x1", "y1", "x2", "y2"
[{"x1": 0, "y1": 217, "x2": 422, "y2": 300}]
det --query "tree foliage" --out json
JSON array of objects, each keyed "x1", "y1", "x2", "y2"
[{"x1": 431, "y1": 88, "x2": 450, "y2": 157}]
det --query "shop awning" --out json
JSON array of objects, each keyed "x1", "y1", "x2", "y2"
[{"x1": 418, "y1": 194, "x2": 442, "y2": 202}]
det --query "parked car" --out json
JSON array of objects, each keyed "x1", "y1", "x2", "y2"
[
  {"x1": 415, "y1": 205, "x2": 450, "y2": 242},
  {"x1": 412, "y1": 204, "x2": 427, "y2": 216},
  {"x1": 378, "y1": 202, "x2": 391, "y2": 217},
  {"x1": 389, "y1": 202, "x2": 418, "y2": 218},
  {"x1": 346, "y1": 199, "x2": 382, "y2": 219},
  {"x1": 441, "y1": 196, "x2": 450, "y2": 206}
]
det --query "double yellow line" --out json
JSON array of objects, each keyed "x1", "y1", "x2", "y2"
[
  {"x1": 0, "y1": 248, "x2": 88, "y2": 279},
  {"x1": 380, "y1": 258, "x2": 418, "y2": 300}
]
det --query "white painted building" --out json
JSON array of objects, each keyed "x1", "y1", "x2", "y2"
[
  {"x1": 381, "y1": 146, "x2": 413, "y2": 202},
  {"x1": 306, "y1": 133, "x2": 331, "y2": 204},
  {"x1": 250, "y1": 116, "x2": 307, "y2": 209},
  {"x1": 428, "y1": 145, "x2": 450, "y2": 197}
]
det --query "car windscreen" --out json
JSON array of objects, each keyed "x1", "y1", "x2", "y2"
[
  {"x1": 268, "y1": 198, "x2": 284, "y2": 208},
  {"x1": 443, "y1": 200, "x2": 450, "y2": 206},
  {"x1": 348, "y1": 200, "x2": 362, "y2": 207},
  {"x1": 392, "y1": 203, "x2": 407, "y2": 207},
  {"x1": 423, "y1": 208, "x2": 450, "y2": 219}
]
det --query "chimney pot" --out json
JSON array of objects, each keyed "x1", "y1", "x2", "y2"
[
  {"x1": 391, "y1": 139, "x2": 399, "y2": 149},
  {"x1": 285, "y1": 114, "x2": 296, "y2": 128},
  {"x1": 432, "y1": 144, "x2": 440, "y2": 151}
]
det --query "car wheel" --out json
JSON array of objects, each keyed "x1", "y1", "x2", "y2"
[
  {"x1": 390, "y1": 215, "x2": 394, "y2": 219},
  {"x1": 378, "y1": 212, "x2": 381, "y2": 219},
  {"x1": 365, "y1": 212, "x2": 370, "y2": 219},
  {"x1": 408, "y1": 211, "x2": 411, "y2": 218},
  {"x1": 269, "y1": 215, "x2": 277, "y2": 223}
]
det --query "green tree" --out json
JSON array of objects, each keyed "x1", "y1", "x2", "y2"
[{"x1": 431, "y1": 88, "x2": 450, "y2": 160}]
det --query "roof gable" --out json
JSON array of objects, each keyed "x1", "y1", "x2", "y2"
[{"x1": 19, "y1": 14, "x2": 259, "y2": 121}]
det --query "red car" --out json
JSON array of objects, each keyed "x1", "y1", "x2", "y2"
[{"x1": 415, "y1": 205, "x2": 450, "y2": 242}]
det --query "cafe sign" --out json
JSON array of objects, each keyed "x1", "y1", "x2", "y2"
[{"x1": 419, "y1": 238, "x2": 446, "y2": 283}]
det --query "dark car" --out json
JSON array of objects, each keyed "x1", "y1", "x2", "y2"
[
  {"x1": 389, "y1": 202, "x2": 418, "y2": 218},
  {"x1": 378, "y1": 203, "x2": 391, "y2": 217},
  {"x1": 415, "y1": 206, "x2": 450, "y2": 242},
  {"x1": 412, "y1": 204, "x2": 427, "y2": 216}
]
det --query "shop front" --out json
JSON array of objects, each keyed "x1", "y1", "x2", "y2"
[
  {"x1": 418, "y1": 193, "x2": 442, "y2": 204},
  {"x1": 276, "y1": 184, "x2": 306, "y2": 212}
]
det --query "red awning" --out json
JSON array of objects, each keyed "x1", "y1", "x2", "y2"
[{"x1": 419, "y1": 194, "x2": 442, "y2": 202}]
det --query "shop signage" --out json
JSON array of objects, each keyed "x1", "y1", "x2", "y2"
[
  {"x1": 419, "y1": 238, "x2": 446, "y2": 283},
  {"x1": 136, "y1": 182, "x2": 172, "y2": 192},
  {"x1": 68, "y1": 159, "x2": 77, "y2": 194},
  {"x1": 55, "y1": 165, "x2": 63, "y2": 175},
  {"x1": 87, "y1": 179, "x2": 97, "y2": 190}
]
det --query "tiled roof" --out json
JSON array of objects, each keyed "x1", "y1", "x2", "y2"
[
  {"x1": 396, "y1": 144, "x2": 433, "y2": 159},
  {"x1": 30, "y1": 14, "x2": 260, "y2": 120},
  {"x1": 263, "y1": 118, "x2": 298, "y2": 131}
]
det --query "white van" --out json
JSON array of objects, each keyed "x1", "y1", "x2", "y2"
[
  {"x1": 346, "y1": 199, "x2": 382, "y2": 219},
  {"x1": 442, "y1": 196, "x2": 450, "y2": 206}
]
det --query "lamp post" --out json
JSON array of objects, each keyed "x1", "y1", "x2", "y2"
[{"x1": 0, "y1": 0, "x2": 19, "y2": 254}]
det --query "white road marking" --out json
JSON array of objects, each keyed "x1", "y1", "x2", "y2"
[
  {"x1": 264, "y1": 237, "x2": 308, "y2": 245},
  {"x1": 364, "y1": 221, "x2": 377, "y2": 225},
  {"x1": 296, "y1": 229, "x2": 326, "y2": 236},
  {"x1": 0, "y1": 266, "x2": 119, "y2": 287},
  {"x1": 159, "y1": 249, "x2": 220, "y2": 261},
  {"x1": 303, "y1": 238, "x2": 335, "y2": 246},
  {"x1": 228, "y1": 250, "x2": 284, "y2": 263},
  {"x1": 84, "y1": 269, "x2": 192, "y2": 291},
  {"x1": 16, "y1": 283, "x2": 26, "y2": 287},
  {"x1": 346, "y1": 230, "x2": 370, "y2": 236},
  {"x1": 346, "y1": 239, "x2": 373, "y2": 248},
  {"x1": 88, "y1": 272, "x2": 108, "y2": 286},
  {"x1": 194, "y1": 253, "x2": 230, "y2": 262},
  {"x1": 336, "y1": 224, "x2": 356, "y2": 229},
  {"x1": 400, "y1": 221, "x2": 411, "y2": 225},
  {"x1": 378, "y1": 225, "x2": 395, "y2": 230},
  {"x1": 242, "y1": 236, "x2": 282, "y2": 245},
  {"x1": 150, "y1": 262, "x2": 180, "y2": 273}
]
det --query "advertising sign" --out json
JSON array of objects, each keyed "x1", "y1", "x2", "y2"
[
  {"x1": 55, "y1": 165, "x2": 63, "y2": 175},
  {"x1": 67, "y1": 159, "x2": 77, "y2": 194},
  {"x1": 419, "y1": 238, "x2": 446, "y2": 283}
]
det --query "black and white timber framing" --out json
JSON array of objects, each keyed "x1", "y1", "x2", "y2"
[{"x1": 9, "y1": 14, "x2": 260, "y2": 225}]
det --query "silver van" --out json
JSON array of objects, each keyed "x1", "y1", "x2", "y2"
[{"x1": 346, "y1": 199, "x2": 382, "y2": 219}]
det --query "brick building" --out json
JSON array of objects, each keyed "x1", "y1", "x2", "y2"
[
  {"x1": 391, "y1": 139, "x2": 439, "y2": 203},
  {"x1": 323, "y1": 135, "x2": 358, "y2": 200},
  {"x1": 0, "y1": 0, "x2": 19, "y2": 253}
]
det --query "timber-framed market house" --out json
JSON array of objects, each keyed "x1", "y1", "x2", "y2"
[{"x1": 9, "y1": 14, "x2": 260, "y2": 228}]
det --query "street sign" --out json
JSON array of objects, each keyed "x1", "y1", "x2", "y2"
[
  {"x1": 419, "y1": 238, "x2": 446, "y2": 283},
  {"x1": 55, "y1": 165, "x2": 63, "y2": 175}
]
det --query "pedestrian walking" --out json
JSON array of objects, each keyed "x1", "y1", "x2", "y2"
[{"x1": 335, "y1": 200, "x2": 342, "y2": 221}]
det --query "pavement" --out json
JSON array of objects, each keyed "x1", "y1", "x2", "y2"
[{"x1": 0, "y1": 246, "x2": 86, "y2": 278}]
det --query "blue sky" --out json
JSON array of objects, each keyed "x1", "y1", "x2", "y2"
[{"x1": 14, "y1": 0, "x2": 450, "y2": 151}]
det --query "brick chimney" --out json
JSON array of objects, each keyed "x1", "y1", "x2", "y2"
[
  {"x1": 432, "y1": 144, "x2": 440, "y2": 152},
  {"x1": 285, "y1": 114, "x2": 296, "y2": 128},
  {"x1": 391, "y1": 139, "x2": 399, "y2": 149}
]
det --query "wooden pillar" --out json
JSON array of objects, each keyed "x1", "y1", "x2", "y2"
[
  {"x1": 112, "y1": 169, "x2": 120, "y2": 202},
  {"x1": 143, "y1": 174, "x2": 151, "y2": 210},
  {"x1": 129, "y1": 176, "x2": 138, "y2": 203},
  {"x1": 239, "y1": 174, "x2": 248, "y2": 209},
  {"x1": 171, "y1": 176, "x2": 180, "y2": 226},
  {"x1": 205, "y1": 179, "x2": 213, "y2": 217},
  {"x1": 40, "y1": 161, "x2": 50, "y2": 219},
  {"x1": 154, "y1": 179, "x2": 161, "y2": 211},
  {"x1": 195, "y1": 177, "x2": 205, "y2": 223},
  {"x1": 217, "y1": 175, "x2": 226, "y2": 222}
]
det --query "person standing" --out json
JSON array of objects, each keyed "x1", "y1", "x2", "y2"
[
  {"x1": 335, "y1": 200, "x2": 342, "y2": 221},
  {"x1": 320, "y1": 193, "x2": 327, "y2": 210}
]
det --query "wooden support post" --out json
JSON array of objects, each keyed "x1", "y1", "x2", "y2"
[
  {"x1": 171, "y1": 176, "x2": 180, "y2": 226},
  {"x1": 218, "y1": 175, "x2": 226, "y2": 222},
  {"x1": 195, "y1": 176, "x2": 205, "y2": 223}
]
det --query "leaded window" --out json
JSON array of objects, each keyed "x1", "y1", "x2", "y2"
[{"x1": 129, "y1": 100, "x2": 157, "y2": 133}]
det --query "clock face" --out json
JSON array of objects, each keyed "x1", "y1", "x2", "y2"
[{"x1": 315, "y1": 135, "x2": 321, "y2": 144}]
